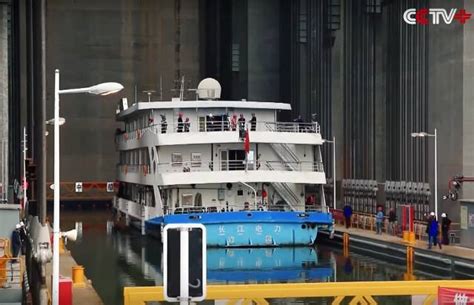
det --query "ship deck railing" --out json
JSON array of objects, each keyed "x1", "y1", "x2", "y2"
[
  {"x1": 115, "y1": 121, "x2": 320, "y2": 142},
  {"x1": 168, "y1": 205, "x2": 331, "y2": 215},
  {"x1": 151, "y1": 160, "x2": 324, "y2": 173},
  {"x1": 117, "y1": 161, "x2": 324, "y2": 175}
]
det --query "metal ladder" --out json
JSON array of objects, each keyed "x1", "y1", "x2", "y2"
[{"x1": 265, "y1": 162, "x2": 299, "y2": 211}]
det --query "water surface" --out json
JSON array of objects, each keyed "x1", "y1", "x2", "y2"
[{"x1": 60, "y1": 208, "x2": 462, "y2": 305}]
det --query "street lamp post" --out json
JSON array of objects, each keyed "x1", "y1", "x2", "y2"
[
  {"x1": 239, "y1": 181, "x2": 257, "y2": 210},
  {"x1": 52, "y1": 69, "x2": 123, "y2": 305},
  {"x1": 323, "y1": 137, "x2": 336, "y2": 210},
  {"x1": 411, "y1": 129, "x2": 438, "y2": 218}
]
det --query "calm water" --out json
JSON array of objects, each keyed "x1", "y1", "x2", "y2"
[{"x1": 60, "y1": 208, "x2": 463, "y2": 305}]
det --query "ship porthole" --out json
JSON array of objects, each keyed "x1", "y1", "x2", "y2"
[{"x1": 301, "y1": 224, "x2": 307, "y2": 229}]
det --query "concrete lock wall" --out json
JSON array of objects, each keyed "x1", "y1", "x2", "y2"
[
  {"x1": 46, "y1": 0, "x2": 201, "y2": 182},
  {"x1": 42, "y1": 0, "x2": 474, "y2": 222}
]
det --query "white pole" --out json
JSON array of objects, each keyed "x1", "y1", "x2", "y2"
[
  {"x1": 240, "y1": 181, "x2": 257, "y2": 210},
  {"x1": 52, "y1": 69, "x2": 60, "y2": 305},
  {"x1": 434, "y1": 128, "x2": 438, "y2": 219},
  {"x1": 333, "y1": 136, "x2": 336, "y2": 210},
  {"x1": 180, "y1": 229, "x2": 189, "y2": 305}
]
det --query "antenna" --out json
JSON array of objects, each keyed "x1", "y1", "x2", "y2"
[
  {"x1": 134, "y1": 85, "x2": 138, "y2": 104},
  {"x1": 160, "y1": 75, "x2": 163, "y2": 101},
  {"x1": 179, "y1": 76, "x2": 185, "y2": 101},
  {"x1": 171, "y1": 76, "x2": 188, "y2": 101},
  {"x1": 142, "y1": 90, "x2": 156, "y2": 102}
]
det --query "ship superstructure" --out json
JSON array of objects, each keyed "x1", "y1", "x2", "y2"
[{"x1": 114, "y1": 78, "x2": 333, "y2": 247}]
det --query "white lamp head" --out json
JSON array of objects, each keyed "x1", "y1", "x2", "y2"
[
  {"x1": 411, "y1": 132, "x2": 420, "y2": 137},
  {"x1": 46, "y1": 117, "x2": 66, "y2": 126},
  {"x1": 88, "y1": 82, "x2": 124, "y2": 96},
  {"x1": 61, "y1": 229, "x2": 78, "y2": 242}
]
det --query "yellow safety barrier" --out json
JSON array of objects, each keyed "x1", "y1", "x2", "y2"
[
  {"x1": 0, "y1": 256, "x2": 25, "y2": 288},
  {"x1": 59, "y1": 238, "x2": 65, "y2": 254},
  {"x1": 123, "y1": 280, "x2": 474, "y2": 305},
  {"x1": 72, "y1": 265, "x2": 86, "y2": 287},
  {"x1": 0, "y1": 238, "x2": 12, "y2": 257}
]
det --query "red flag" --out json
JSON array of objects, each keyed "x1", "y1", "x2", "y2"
[{"x1": 244, "y1": 129, "x2": 250, "y2": 153}]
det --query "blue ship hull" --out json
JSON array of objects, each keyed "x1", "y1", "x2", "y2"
[{"x1": 146, "y1": 211, "x2": 333, "y2": 247}]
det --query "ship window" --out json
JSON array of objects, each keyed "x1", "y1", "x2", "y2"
[
  {"x1": 171, "y1": 153, "x2": 183, "y2": 167},
  {"x1": 237, "y1": 190, "x2": 243, "y2": 196}
]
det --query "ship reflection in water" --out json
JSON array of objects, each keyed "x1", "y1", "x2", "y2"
[
  {"x1": 208, "y1": 247, "x2": 332, "y2": 283},
  {"x1": 108, "y1": 230, "x2": 333, "y2": 285}
]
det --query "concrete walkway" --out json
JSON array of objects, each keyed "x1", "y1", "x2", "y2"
[
  {"x1": 45, "y1": 250, "x2": 103, "y2": 305},
  {"x1": 334, "y1": 224, "x2": 474, "y2": 262}
]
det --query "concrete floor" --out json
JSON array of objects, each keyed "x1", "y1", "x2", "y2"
[
  {"x1": 333, "y1": 223, "x2": 474, "y2": 262},
  {"x1": 45, "y1": 249, "x2": 103, "y2": 305}
]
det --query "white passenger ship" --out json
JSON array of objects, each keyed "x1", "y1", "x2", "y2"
[{"x1": 113, "y1": 78, "x2": 333, "y2": 247}]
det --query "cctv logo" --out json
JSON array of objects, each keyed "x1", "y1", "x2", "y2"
[{"x1": 403, "y1": 8, "x2": 472, "y2": 25}]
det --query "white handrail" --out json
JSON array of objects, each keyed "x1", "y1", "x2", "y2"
[{"x1": 115, "y1": 120, "x2": 321, "y2": 143}]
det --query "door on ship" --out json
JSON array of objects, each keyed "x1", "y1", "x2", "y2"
[
  {"x1": 229, "y1": 150, "x2": 246, "y2": 170},
  {"x1": 220, "y1": 150, "x2": 246, "y2": 170}
]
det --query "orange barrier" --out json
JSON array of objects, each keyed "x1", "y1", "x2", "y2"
[{"x1": 0, "y1": 256, "x2": 24, "y2": 288}]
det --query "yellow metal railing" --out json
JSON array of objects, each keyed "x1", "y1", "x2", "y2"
[
  {"x1": 123, "y1": 280, "x2": 474, "y2": 305},
  {"x1": 0, "y1": 238, "x2": 12, "y2": 257},
  {"x1": 0, "y1": 256, "x2": 25, "y2": 288}
]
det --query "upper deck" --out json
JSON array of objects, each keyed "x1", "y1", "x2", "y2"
[
  {"x1": 115, "y1": 100, "x2": 322, "y2": 149},
  {"x1": 116, "y1": 100, "x2": 291, "y2": 120}
]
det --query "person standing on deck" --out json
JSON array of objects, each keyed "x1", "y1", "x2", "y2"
[
  {"x1": 375, "y1": 206, "x2": 384, "y2": 235},
  {"x1": 177, "y1": 113, "x2": 184, "y2": 132},
  {"x1": 441, "y1": 213, "x2": 452, "y2": 245},
  {"x1": 294, "y1": 115, "x2": 304, "y2": 132},
  {"x1": 184, "y1": 117, "x2": 190, "y2": 132},
  {"x1": 343, "y1": 204, "x2": 353, "y2": 229},
  {"x1": 238, "y1": 114, "x2": 246, "y2": 138},
  {"x1": 223, "y1": 113, "x2": 230, "y2": 131},
  {"x1": 388, "y1": 208, "x2": 397, "y2": 235},
  {"x1": 230, "y1": 114, "x2": 237, "y2": 131},
  {"x1": 250, "y1": 113, "x2": 257, "y2": 131},
  {"x1": 160, "y1": 115, "x2": 167, "y2": 133}
]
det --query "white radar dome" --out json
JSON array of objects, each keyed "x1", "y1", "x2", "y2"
[{"x1": 197, "y1": 78, "x2": 221, "y2": 100}]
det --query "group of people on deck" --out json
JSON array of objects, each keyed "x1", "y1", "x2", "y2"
[
  {"x1": 159, "y1": 113, "x2": 258, "y2": 134},
  {"x1": 342, "y1": 204, "x2": 452, "y2": 249},
  {"x1": 160, "y1": 113, "x2": 191, "y2": 133}
]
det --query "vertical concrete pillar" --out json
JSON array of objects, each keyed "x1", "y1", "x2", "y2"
[
  {"x1": 247, "y1": 0, "x2": 280, "y2": 101},
  {"x1": 463, "y1": 0, "x2": 474, "y2": 203},
  {"x1": 0, "y1": 4, "x2": 9, "y2": 202}
]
